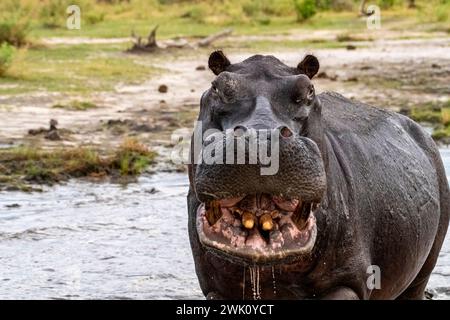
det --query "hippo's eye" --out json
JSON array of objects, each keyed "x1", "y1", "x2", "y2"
[
  {"x1": 293, "y1": 85, "x2": 315, "y2": 105},
  {"x1": 307, "y1": 86, "x2": 315, "y2": 101}
]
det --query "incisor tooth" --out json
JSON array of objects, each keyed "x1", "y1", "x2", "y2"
[
  {"x1": 260, "y1": 213, "x2": 274, "y2": 231},
  {"x1": 242, "y1": 212, "x2": 256, "y2": 229}
]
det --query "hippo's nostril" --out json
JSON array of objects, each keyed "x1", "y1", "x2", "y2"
[
  {"x1": 233, "y1": 125, "x2": 247, "y2": 137},
  {"x1": 279, "y1": 126, "x2": 293, "y2": 138}
]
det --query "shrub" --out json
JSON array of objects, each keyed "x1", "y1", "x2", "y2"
[
  {"x1": 242, "y1": 0, "x2": 293, "y2": 18},
  {"x1": 330, "y1": 0, "x2": 354, "y2": 11},
  {"x1": 182, "y1": 6, "x2": 206, "y2": 23},
  {"x1": 418, "y1": 0, "x2": 449, "y2": 23},
  {"x1": 442, "y1": 107, "x2": 450, "y2": 126},
  {"x1": 0, "y1": 0, "x2": 30, "y2": 46},
  {"x1": 242, "y1": 0, "x2": 260, "y2": 17},
  {"x1": 85, "y1": 12, "x2": 105, "y2": 25},
  {"x1": 435, "y1": 2, "x2": 449, "y2": 22},
  {"x1": 378, "y1": 0, "x2": 395, "y2": 9},
  {"x1": 0, "y1": 19, "x2": 29, "y2": 47},
  {"x1": 257, "y1": 16, "x2": 272, "y2": 25},
  {"x1": 293, "y1": 0, "x2": 317, "y2": 22},
  {"x1": 39, "y1": 0, "x2": 72, "y2": 29},
  {"x1": 0, "y1": 43, "x2": 15, "y2": 77},
  {"x1": 315, "y1": 0, "x2": 332, "y2": 10}
]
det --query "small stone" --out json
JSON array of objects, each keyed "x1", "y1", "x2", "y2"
[
  {"x1": 5, "y1": 203, "x2": 20, "y2": 208},
  {"x1": 345, "y1": 76, "x2": 358, "y2": 82},
  {"x1": 145, "y1": 187, "x2": 158, "y2": 194},
  {"x1": 158, "y1": 84, "x2": 168, "y2": 93}
]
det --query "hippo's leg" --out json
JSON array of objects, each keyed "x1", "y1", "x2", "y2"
[
  {"x1": 320, "y1": 287, "x2": 359, "y2": 300},
  {"x1": 396, "y1": 223, "x2": 447, "y2": 300},
  {"x1": 396, "y1": 276, "x2": 429, "y2": 300},
  {"x1": 397, "y1": 188, "x2": 449, "y2": 300},
  {"x1": 396, "y1": 242, "x2": 441, "y2": 300}
]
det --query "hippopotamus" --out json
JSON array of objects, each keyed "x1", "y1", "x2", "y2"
[{"x1": 187, "y1": 51, "x2": 450, "y2": 299}]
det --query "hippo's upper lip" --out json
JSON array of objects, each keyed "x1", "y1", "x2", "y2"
[{"x1": 196, "y1": 194, "x2": 318, "y2": 265}]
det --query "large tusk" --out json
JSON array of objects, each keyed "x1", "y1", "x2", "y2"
[{"x1": 292, "y1": 202, "x2": 312, "y2": 230}]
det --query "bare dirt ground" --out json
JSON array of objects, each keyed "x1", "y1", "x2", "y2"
[{"x1": 0, "y1": 31, "x2": 449, "y2": 170}]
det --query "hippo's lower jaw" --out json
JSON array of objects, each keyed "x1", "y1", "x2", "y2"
[{"x1": 196, "y1": 194, "x2": 319, "y2": 265}]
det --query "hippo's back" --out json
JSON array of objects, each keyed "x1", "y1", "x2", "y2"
[
  {"x1": 318, "y1": 91, "x2": 450, "y2": 299},
  {"x1": 319, "y1": 91, "x2": 396, "y2": 135}
]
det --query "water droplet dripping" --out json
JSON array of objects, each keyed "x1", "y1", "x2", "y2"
[
  {"x1": 242, "y1": 266, "x2": 246, "y2": 300},
  {"x1": 272, "y1": 266, "x2": 277, "y2": 296},
  {"x1": 248, "y1": 265, "x2": 261, "y2": 300},
  {"x1": 256, "y1": 266, "x2": 261, "y2": 300}
]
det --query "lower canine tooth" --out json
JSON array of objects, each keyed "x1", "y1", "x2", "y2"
[
  {"x1": 293, "y1": 202, "x2": 312, "y2": 229},
  {"x1": 242, "y1": 212, "x2": 256, "y2": 229},
  {"x1": 260, "y1": 213, "x2": 274, "y2": 231}
]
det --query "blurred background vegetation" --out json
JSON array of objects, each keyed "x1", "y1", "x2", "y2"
[
  {"x1": 0, "y1": 0, "x2": 448, "y2": 92},
  {"x1": 0, "y1": 0, "x2": 448, "y2": 43}
]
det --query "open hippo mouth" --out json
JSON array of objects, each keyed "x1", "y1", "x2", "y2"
[{"x1": 196, "y1": 193, "x2": 319, "y2": 265}]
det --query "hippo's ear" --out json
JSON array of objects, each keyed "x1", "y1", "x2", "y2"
[
  {"x1": 297, "y1": 55, "x2": 320, "y2": 79},
  {"x1": 208, "y1": 51, "x2": 231, "y2": 75}
]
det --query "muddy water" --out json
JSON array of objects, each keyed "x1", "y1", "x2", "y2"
[{"x1": 0, "y1": 149, "x2": 449, "y2": 300}]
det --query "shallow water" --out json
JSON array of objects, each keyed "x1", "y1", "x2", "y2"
[
  {"x1": 0, "y1": 173, "x2": 203, "y2": 300},
  {"x1": 0, "y1": 149, "x2": 449, "y2": 300}
]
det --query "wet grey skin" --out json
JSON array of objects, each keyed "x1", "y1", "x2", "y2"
[{"x1": 187, "y1": 51, "x2": 450, "y2": 300}]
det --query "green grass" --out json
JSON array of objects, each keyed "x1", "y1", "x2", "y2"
[
  {"x1": 27, "y1": 11, "x2": 369, "y2": 39},
  {"x1": 0, "y1": 43, "x2": 160, "y2": 94},
  {"x1": 410, "y1": 101, "x2": 450, "y2": 124},
  {"x1": 23, "y1": 3, "x2": 447, "y2": 40},
  {"x1": 0, "y1": 43, "x2": 15, "y2": 76},
  {"x1": 232, "y1": 38, "x2": 350, "y2": 50},
  {"x1": 408, "y1": 101, "x2": 450, "y2": 142},
  {"x1": 52, "y1": 100, "x2": 97, "y2": 111},
  {"x1": 0, "y1": 138, "x2": 157, "y2": 190},
  {"x1": 410, "y1": 108, "x2": 442, "y2": 124},
  {"x1": 432, "y1": 125, "x2": 450, "y2": 141}
]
